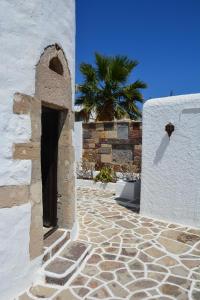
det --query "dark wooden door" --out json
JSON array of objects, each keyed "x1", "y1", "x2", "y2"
[{"x1": 41, "y1": 106, "x2": 59, "y2": 227}]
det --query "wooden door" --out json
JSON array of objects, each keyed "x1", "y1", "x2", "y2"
[{"x1": 41, "y1": 106, "x2": 59, "y2": 227}]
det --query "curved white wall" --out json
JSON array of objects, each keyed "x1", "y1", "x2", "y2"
[
  {"x1": 0, "y1": 1, "x2": 75, "y2": 299},
  {"x1": 141, "y1": 93, "x2": 200, "y2": 228},
  {"x1": 0, "y1": 0, "x2": 75, "y2": 186}
]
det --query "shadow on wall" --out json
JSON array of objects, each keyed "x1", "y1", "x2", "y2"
[
  {"x1": 153, "y1": 135, "x2": 170, "y2": 165},
  {"x1": 180, "y1": 107, "x2": 200, "y2": 118},
  {"x1": 115, "y1": 180, "x2": 141, "y2": 212}
]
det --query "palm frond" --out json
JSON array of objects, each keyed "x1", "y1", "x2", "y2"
[
  {"x1": 76, "y1": 52, "x2": 147, "y2": 122},
  {"x1": 80, "y1": 63, "x2": 97, "y2": 82},
  {"x1": 95, "y1": 52, "x2": 110, "y2": 81}
]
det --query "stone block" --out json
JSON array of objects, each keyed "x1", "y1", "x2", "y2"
[
  {"x1": 30, "y1": 182, "x2": 42, "y2": 205},
  {"x1": 129, "y1": 129, "x2": 142, "y2": 139},
  {"x1": 134, "y1": 149, "x2": 142, "y2": 157},
  {"x1": 98, "y1": 132, "x2": 106, "y2": 139},
  {"x1": 31, "y1": 160, "x2": 42, "y2": 183},
  {"x1": 104, "y1": 122, "x2": 114, "y2": 131},
  {"x1": 101, "y1": 154, "x2": 112, "y2": 163},
  {"x1": 101, "y1": 143, "x2": 112, "y2": 148},
  {"x1": 135, "y1": 144, "x2": 142, "y2": 150},
  {"x1": 98, "y1": 148, "x2": 111, "y2": 154},
  {"x1": 112, "y1": 145, "x2": 133, "y2": 164},
  {"x1": 30, "y1": 285, "x2": 57, "y2": 299},
  {"x1": 103, "y1": 138, "x2": 134, "y2": 145},
  {"x1": 31, "y1": 113, "x2": 41, "y2": 142},
  {"x1": 13, "y1": 92, "x2": 40, "y2": 112},
  {"x1": 104, "y1": 131, "x2": 117, "y2": 138},
  {"x1": 131, "y1": 122, "x2": 141, "y2": 129},
  {"x1": 13, "y1": 142, "x2": 40, "y2": 160},
  {"x1": 88, "y1": 143, "x2": 96, "y2": 149},
  {"x1": 117, "y1": 123, "x2": 129, "y2": 139},
  {"x1": 13, "y1": 93, "x2": 31, "y2": 114},
  {"x1": 0, "y1": 185, "x2": 29, "y2": 208},
  {"x1": 96, "y1": 123, "x2": 104, "y2": 131},
  {"x1": 35, "y1": 64, "x2": 71, "y2": 110},
  {"x1": 83, "y1": 130, "x2": 92, "y2": 139},
  {"x1": 134, "y1": 155, "x2": 141, "y2": 161},
  {"x1": 84, "y1": 138, "x2": 97, "y2": 144}
]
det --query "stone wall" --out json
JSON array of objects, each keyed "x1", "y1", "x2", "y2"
[{"x1": 82, "y1": 121, "x2": 142, "y2": 171}]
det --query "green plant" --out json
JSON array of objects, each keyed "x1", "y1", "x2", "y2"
[
  {"x1": 94, "y1": 166, "x2": 116, "y2": 183},
  {"x1": 75, "y1": 53, "x2": 147, "y2": 122}
]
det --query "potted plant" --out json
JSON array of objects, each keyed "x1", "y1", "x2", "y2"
[{"x1": 115, "y1": 164, "x2": 141, "y2": 206}]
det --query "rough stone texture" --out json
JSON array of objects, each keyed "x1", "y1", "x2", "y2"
[
  {"x1": 44, "y1": 229, "x2": 64, "y2": 248},
  {"x1": 29, "y1": 285, "x2": 57, "y2": 298},
  {"x1": 18, "y1": 187, "x2": 200, "y2": 299},
  {"x1": 45, "y1": 257, "x2": 73, "y2": 274},
  {"x1": 0, "y1": 185, "x2": 29, "y2": 208},
  {"x1": 54, "y1": 289, "x2": 79, "y2": 300},
  {"x1": 60, "y1": 241, "x2": 87, "y2": 261},
  {"x1": 13, "y1": 142, "x2": 40, "y2": 160},
  {"x1": 82, "y1": 121, "x2": 142, "y2": 171}
]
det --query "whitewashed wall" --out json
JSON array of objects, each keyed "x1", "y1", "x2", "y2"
[
  {"x1": 0, "y1": 203, "x2": 41, "y2": 300},
  {"x1": 74, "y1": 121, "x2": 83, "y2": 164},
  {"x1": 141, "y1": 94, "x2": 200, "y2": 228},
  {"x1": 0, "y1": 0, "x2": 75, "y2": 186},
  {"x1": 0, "y1": 1, "x2": 75, "y2": 299}
]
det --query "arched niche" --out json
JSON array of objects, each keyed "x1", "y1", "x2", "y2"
[
  {"x1": 35, "y1": 44, "x2": 72, "y2": 110},
  {"x1": 49, "y1": 56, "x2": 64, "y2": 76}
]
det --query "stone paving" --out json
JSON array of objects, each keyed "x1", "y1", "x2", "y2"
[{"x1": 18, "y1": 187, "x2": 200, "y2": 300}]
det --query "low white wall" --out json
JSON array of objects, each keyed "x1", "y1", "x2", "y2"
[
  {"x1": 74, "y1": 121, "x2": 83, "y2": 164},
  {"x1": 116, "y1": 180, "x2": 141, "y2": 202},
  {"x1": 77, "y1": 179, "x2": 140, "y2": 202},
  {"x1": 77, "y1": 179, "x2": 116, "y2": 192},
  {"x1": 141, "y1": 93, "x2": 200, "y2": 227}
]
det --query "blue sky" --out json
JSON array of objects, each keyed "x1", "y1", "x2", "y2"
[{"x1": 76, "y1": 0, "x2": 200, "y2": 101}]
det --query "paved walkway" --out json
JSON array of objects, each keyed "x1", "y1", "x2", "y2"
[{"x1": 19, "y1": 188, "x2": 200, "y2": 300}]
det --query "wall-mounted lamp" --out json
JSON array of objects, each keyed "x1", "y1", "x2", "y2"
[{"x1": 165, "y1": 122, "x2": 175, "y2": 138}]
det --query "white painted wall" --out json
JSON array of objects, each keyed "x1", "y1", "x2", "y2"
[
  {"x1": 0, "y1": 0, "x2": 75, "y2": 186},
  {"x1": 141, "y1": 94, "x2": 200, "y2": 228},
  {"x1": 0, "y1": 1, "x2": 75, "y2": 298},
  {"x1": 0, "y1": 203, "x2": 41, "y2": 300},
  {"x1": 74, "y1": 121, "x2": 83, "y2": 164}
]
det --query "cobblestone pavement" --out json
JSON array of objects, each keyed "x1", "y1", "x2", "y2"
[
  {"x1": 66, "y1": 188, "x2": 200, "y2": 300},
  {"x1": 19, "y1": 188, "x2": 200, "y2": 300}
]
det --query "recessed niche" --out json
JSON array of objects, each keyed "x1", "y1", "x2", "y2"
[{"x1": 49, "y1": 57, "x2": 64, "y2": 75}]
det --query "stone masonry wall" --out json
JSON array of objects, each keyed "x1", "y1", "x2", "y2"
[{"x1": 82, "y1": 121, "x2": 142, "y2": 171}]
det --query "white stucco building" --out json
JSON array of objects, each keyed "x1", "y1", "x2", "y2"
[
  {"x1": 0, "y1": 1, "x2": 76, "y2": 299},
  {"x1": 141, "y1": 93, "x2": 200, "y2": 228}
]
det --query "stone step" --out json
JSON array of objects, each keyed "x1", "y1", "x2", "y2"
[
  {"x1": 43, "y1": 229, "x2": 70, "y2": 263},
  {"x1": 44, "y1": 241, "x2": 91, "y2": 286}
]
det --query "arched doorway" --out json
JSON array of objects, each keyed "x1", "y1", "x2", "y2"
[{"x1": 35, "y1": 44, "x2": 75, "y2": 232}]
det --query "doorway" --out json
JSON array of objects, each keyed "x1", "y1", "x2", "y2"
[{"x1": 41, "y1": 106, "x2": 59, "y2": 228}]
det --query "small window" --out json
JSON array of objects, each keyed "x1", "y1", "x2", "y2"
[{"x1": 49, "y1": 57, "x2": 63, "y2": 75}]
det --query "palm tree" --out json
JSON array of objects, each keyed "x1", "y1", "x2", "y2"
[{"x1": 75, "y1": 53, "x2": 147, "y2": 122}]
